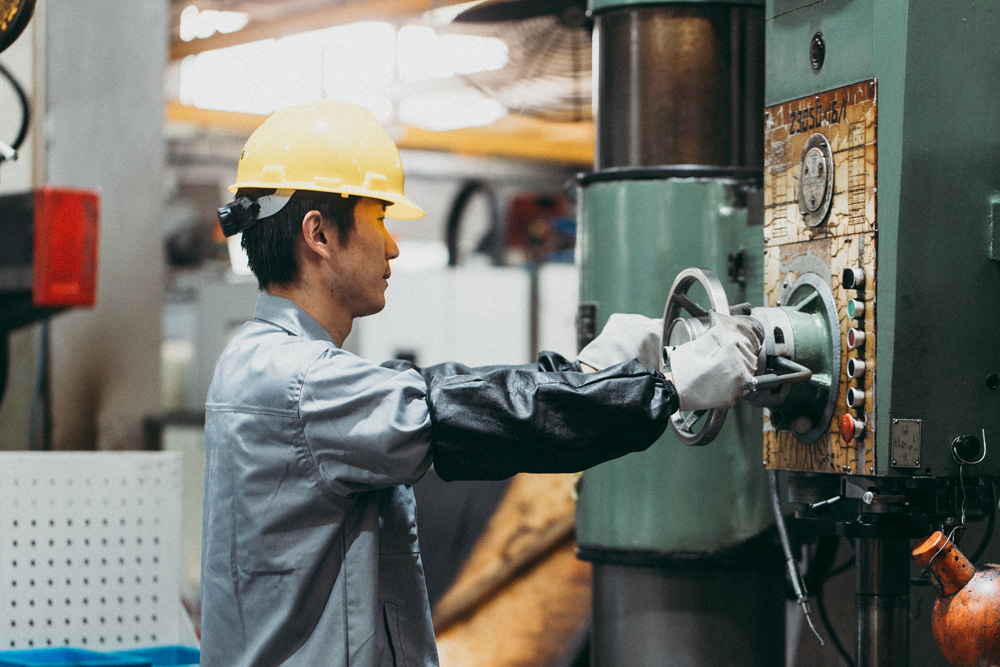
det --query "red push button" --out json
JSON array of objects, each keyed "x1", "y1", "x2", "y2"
[
  {"x1": 841, "y1": 414, "x2": 865, "y2": 441},
  {"x1": 847, "y1": 328, "x2": 866, "y2": 350}
]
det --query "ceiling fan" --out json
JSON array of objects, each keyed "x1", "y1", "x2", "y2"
[{"x1": 450, "y1": 0, "x2": 592, "y2": 123}]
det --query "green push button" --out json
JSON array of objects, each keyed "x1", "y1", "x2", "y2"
[{"x1": 847, "y1": 299, "x2": 865, "y2": 319}]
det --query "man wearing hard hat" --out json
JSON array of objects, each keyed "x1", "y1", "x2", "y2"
[{"x1": 200, "y1": 101, "x2": 762, "y2": 666}]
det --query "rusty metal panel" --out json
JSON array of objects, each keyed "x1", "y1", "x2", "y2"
[{"x1": 763, "y1": 79, "x2": 878, "y2": 474}]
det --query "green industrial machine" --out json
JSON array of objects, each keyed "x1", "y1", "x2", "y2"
[
  {"x1": 576, "y1": 1, "x2": 1000, "y2": 666},
  {"x1": 755, "y1": 3, "x2": 1000, "y2": 665},
  {"x1": 574, "y1": 1, "x2": 786, "y2": 665}
]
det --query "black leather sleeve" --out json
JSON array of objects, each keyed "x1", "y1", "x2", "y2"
[
  {"x1": 380, "y1": 350, "x2": 582, "y2": 380},
  {"x1": 420, "y1": 357, "x2": 678, "y2": 481}
]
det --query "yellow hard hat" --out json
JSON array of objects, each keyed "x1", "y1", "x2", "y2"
[{"x1": 230, "y1": 101, "x2": 425, "y2": 220}]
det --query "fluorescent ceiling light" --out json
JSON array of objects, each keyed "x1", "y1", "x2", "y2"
[
  {"x1": 177, "y1": 21, "x2": 510, "y2": 131},
  {"x1": 397, "y1": 89, "x2": 507, "y2": 131},
  {"x1": 322, "y1": 21, "x2": 396, "y2": 121},
  {"x1": 179, "y1": 5, "x2": 249, "y2": 42},
  {"x1": 397, "y1": 26, "x2": 508, "y2": 82},
  {"x1": 179, "y1": 37, "x2": 320, "y2": 115}
]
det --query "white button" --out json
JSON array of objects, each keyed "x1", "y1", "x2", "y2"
[
  {"x1": 842, "y1": 268, "x2": 866, "y2": 290},
  {"x1": 846, "y1": 387, "x2": 865, "y2": 408}
]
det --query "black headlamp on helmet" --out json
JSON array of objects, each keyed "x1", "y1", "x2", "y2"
[
  {"x1": 217, "y1": 190, "x2": 294, "y2": 238},
  {"x1": 217, "y1": 197, "x2": 258, "y2": 238}
]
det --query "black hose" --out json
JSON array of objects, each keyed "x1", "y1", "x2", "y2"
[
  {"x1": 815, "y1": 583, "x2": 856, "y2": 667},
  {"x1": 0, "y1": 60, "x2": 31, "y2": 153},
  {"x1": 804, "y1": 536, "x2": 839, "y2": 591},
  {"x1": 445, "y1": 180, "x2": 504, "y2": 267},
  {"x1": 827, "y1": 555, "x2": 856, "y2": 580},
  {"x1": 808, "y1": 536, "x2": 856, "y2": 667}
]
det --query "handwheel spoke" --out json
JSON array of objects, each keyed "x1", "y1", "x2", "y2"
[
  {"x1": 792, "y1": 291, "x2": 820, "y2": 312},
  {"x1": 681, "y1": 409, "x2": 707, "y2": 431},
  {"x1": 674, "y1": 292, "x2": 708, "y2": 318}
]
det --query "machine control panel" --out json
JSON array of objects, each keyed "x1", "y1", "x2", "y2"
[{"x1": 762, "y1": 80, "x2": 878, "y2": 474}]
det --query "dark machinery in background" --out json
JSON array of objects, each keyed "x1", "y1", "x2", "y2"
[
  {"x1": 576, "y1": 1, "x2": 999, "y2": 666},
  {"x1": 0, "y1": 0, "x2": 34, "y2": 173},
  {"x1": 0, "y1": 0, "x2": 35, "y2": 57},
  {"x1": 0, "y1": 0, "x2": 100, "y2": 443}
]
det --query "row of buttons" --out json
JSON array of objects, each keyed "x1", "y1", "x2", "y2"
[{"x1": 840, "y1": 267, "x2": 867, "y2": 441}]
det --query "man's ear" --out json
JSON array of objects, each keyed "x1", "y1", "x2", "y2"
[{"x1": 301, "y1": 210, "x2": 332, "y2": 259}]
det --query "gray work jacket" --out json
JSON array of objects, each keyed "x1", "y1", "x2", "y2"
[
  {"x1": 201, "y1": 294, "x2": 676, "y2": 666},
  {"x1": 201, "y1": 293, "x2": 438, "y2": 666}
]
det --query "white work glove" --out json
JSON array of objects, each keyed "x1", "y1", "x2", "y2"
[
  {"x1": 664, "y1": 311, "x2": 764, "y2": 411},
  {"x1": 577, "y1": 313, "x2": 663, "y2": 372}
]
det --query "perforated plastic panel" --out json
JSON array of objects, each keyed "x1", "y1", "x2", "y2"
[{"x1": 0, "y1": 452, "x2": 184, "y2": 650}]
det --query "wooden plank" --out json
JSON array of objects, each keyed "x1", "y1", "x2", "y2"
[
  {"x1": 434, "y1": 473, "x2": 591, "y2": 666},
  {"x1": 399, "y1": 116, "x2": 594, "y2": 166},
  {"x1": 166, "y1": 100, "x2": 266, "y2": 134},
  {"x1": 166, "y1": 101, "x2": 595, "y2": 166}
]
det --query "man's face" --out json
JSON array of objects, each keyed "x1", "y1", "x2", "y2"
[{"x1": 327, "y1": 196, "x2": 399, "y2": 319}]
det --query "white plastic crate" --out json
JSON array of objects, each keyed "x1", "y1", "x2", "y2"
[{"x1": 0, "y1": 452, "x2": 184, "y2": 651}]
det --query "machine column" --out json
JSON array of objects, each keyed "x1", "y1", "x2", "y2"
[
  {"x1": 855, "y1": 536, "x2": 910, "y2": 667},
  {"x1": 578, "y1": 2, "x2": 781, "y2": 665}
]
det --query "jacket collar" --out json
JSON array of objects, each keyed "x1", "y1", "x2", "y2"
[{"x1": 253, "y1": 292, "x2": 336, "y2": 345}]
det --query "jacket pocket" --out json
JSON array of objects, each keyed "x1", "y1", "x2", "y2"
[{"x1": 383, "y1": 601, "x2": 406, "y2": 667}]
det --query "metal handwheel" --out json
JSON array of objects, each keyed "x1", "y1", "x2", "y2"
[{"x1": 661, "y1": 268, "x2": 731, "y2": 446}]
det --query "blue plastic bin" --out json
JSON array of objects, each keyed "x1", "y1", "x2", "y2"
[
  {"x1": 109, "y1": 648, "x2": 198, "y2": 667},
  {"x1": 0, "y1": 648, "x2": 151, "y2": 667}
]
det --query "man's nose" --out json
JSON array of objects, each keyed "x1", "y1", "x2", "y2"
[{"x1": 384, "y1": 229, "x2": 400, "y2": 260}]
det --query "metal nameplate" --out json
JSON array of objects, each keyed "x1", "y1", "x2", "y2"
[{"x1": 891, "y1": 419, "x2": 922, "y2": 468}]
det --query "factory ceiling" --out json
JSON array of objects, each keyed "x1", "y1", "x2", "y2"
[{"x1": 165, "y1": 0, "x2": 594, "y2": 166}]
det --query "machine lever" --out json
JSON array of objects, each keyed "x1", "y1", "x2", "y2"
[
  {"x1": 747, "y1": 356, "x2": 812, "y2": 392},
  {"x1": 809, "y1": 495, "x2": 843, "y2": 512}
]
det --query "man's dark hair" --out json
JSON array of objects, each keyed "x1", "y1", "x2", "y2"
[{"x1": 236, "y1": 188, "x2": 359, "y2": 290}]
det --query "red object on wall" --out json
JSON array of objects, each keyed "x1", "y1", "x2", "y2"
[
  {"x1": 31, "y1": 186, "x2": 99, "y2": 307},
  {"x1": 505, "y1": 192, "x2": 567, "y2": 260}
]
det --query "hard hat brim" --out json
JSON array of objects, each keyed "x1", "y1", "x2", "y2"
[
  {"x1": 385, "y1": 195, "x2": 425, "y2": 220},
  {"x1": 228, "y1": 182, "x2": 426, "y2": 220}
]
